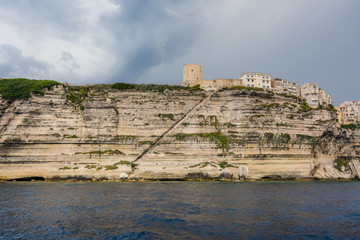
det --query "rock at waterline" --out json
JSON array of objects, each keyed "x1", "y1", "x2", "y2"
[
  {"x1": 238, "y1": 165, "x2": 248, "y2": 179},
  {"x1": 120, "y1": 173, "x2": 129, "y2": 179},
  {"x1": 219, "y1": 168, "x2": 233, "y2": 179}
]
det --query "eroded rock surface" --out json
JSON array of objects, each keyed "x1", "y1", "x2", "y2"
[{"x1": 0, "y1": 85, "x2": 359, "y2": 180}]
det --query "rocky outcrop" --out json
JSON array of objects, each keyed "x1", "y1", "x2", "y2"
[
  {"x1": 311, "y1": 124, "x2": 360, "y2": 179},
  {"x1": 0, "y1": 85, "x2": 359, "y2": 180}
]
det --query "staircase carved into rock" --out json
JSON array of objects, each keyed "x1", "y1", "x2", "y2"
[{"x1": 133, "y1": 91, "x2": 216, "y2": 163}]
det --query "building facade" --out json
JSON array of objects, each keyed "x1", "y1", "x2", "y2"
[
  {"x1": 300, "y1": 83, "x2": 320, "y2": 107},
  {"x1": 182, "y1": 65, "x2": 332, "y2": 107},
  {"x1": 271, "y1": 78, "x2": 299, "y2": 96},
  {"x1": 337, "y1": 100, "x2": 360, "y2": 124},
  {"x1": 319, "y1": 89, "x2": 332, "y2": 106},
  {"x1": 239, "y1": 72, "x2": 271, "y2": 89},
  {"x1": 299, "y1": 83, "x2": 332, "y2": 107}
]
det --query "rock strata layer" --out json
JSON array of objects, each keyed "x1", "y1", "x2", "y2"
[{"x1": 0, "y1": 85, "x2": 359, "y2": 180}]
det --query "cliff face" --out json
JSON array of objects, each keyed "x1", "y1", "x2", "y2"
[{"x1": 0, "y1": 85, "x2": 359, "y2": 180}]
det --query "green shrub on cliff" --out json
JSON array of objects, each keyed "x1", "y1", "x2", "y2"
[
  {"x1": 264, "y1": 132, "x2": 275, "y2": 143},
  {"x1": 157, "y1": 113, "x2": 175, "y2": 121},
  {"x1": 111, "y1": 82, "x2": 204, "y2": 93},
  {"x1": 278, "y1": 133, "x2": 291, "y2": 144},
  {"x1": 341, "y1": 124, "x2": 358, "y2": 131},
  {"x1": 298, "y1": 102, "x2": 313, "y2": 112},
  {"x1": 276, "y1": 93, "x2": 302, "y2": 101},
  {"x1": 66, "y1": 87, "x2": 90, "y2": 111},
  {"x1": 174, "y1": 132, "x2": 229, "y2": 151},
  {"x1": 334, "y1": 158, "x2": 350, "y2": 172},
  {"x1": 260, "y1": 103, "x2": 281, "y2": 109},
  {"x1": 227, "y1": 86, "x2": 264, "y2": 92},
  {"x1": 296, "y1": 134, "x2": 315, "y2": 143},
  {"x1": 0, "y1": 78, "x2": 61, "y2": 101},
  {"x1": 325, "y1": 104, "x2": 337, "y2": 112},
  {"x1": 219, "y1": 161, "x2": 237, "y2": 169}
]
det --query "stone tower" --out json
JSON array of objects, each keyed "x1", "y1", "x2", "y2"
[{"x1": 183, "y1": 64, "x2": 202, "y2": 85}]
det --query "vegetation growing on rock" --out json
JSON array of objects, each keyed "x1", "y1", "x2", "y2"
[
  {"x1": 75, "y1": 150, "x2": 124, "y2": 155},
  {"x1": 341, "y1": 124, "x2": 359, "y2": 131},
  {"x1": 219, "y1": 161, "x2": 237, "y2": 169},
  {"x1": 298, "y1": 102, "x2": 313, "y2": 112},
  {"x1": 66, "y1": 87, "x2": 89, "y2": 111},
  {"x1": 0, "y1": 78, "x2": 61, "y2": 101},
  {"x1": 275, "y1": 92, "x2": 303, "y2": 101},
  {"x1": 157, "y1": 113, "x2": 175, "y2": 121},
  {"x1": 111, "y1": 82, "x2": 204, "y2": 93},
  {"x1": 334, "y1": 158, "x2": 351, "y2": 172},
  {"x1": 174, "y1": 132, "x2": 229, "y2": 152},
  {"x1": 227, "y1": 86, "x2": 264, "y2": 92}
]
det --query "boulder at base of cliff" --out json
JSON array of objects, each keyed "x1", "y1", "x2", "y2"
[
  {"x1": 238, "y1": 165, "x2": 249, "y2": 179},
  {"x1": 219, "y1": 168, "x2": 233, "y2": 179},
  {"x1": 120, "y1": 173, "x2": 129, "y2": 179},
  {"x1": 129, "y1": 174, "x2": 138, "y2": 180}
]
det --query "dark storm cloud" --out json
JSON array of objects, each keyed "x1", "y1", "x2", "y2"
[
  {"x1": 0, "y1": 0, "x2": 359, "y2": 104},
  {"x1": 102, "y1": 0, "x2": 202, "y2": 82},
  {"x1": 0, "y1": 44, "x2": 49, "y2": 79},
  {"x1": 0, "y1": 0, "x2": 85, "y2": 39}
]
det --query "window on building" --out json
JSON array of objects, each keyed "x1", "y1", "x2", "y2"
[
  {"x1": 267, "y1": 86, "x2": 269, "y2": 89},
  {"x1": 251, "y1": 80, "x2": 254, "y2": 82},
  {"x1": 247, "y1": 84, "x2": 250, "y2": 86},
  {"x1": 251, "y1": 84, "x2": 254, "y2": 87},
  {"x1": 191, "y1": 69, "x2": 193, "y2": 72}
]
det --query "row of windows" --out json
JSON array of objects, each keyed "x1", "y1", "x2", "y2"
[
  {"x1": 246, "y1": 75, "x2": 269, "y2": 79},
  {"x1": 246, "y1": 84, "x2": 270, "y2": 89},
  {"x1": 246, "y1": 79, "x2": 270, "y2": 84}
]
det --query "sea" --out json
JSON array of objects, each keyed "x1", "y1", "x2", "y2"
[{"x1": 0, "y1": 181, "x2": 359, "y2": 240}]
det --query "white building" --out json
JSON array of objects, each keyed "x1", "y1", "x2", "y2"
[{"x1": 239, "y1": 72, "x2": 271, "y2": 89}]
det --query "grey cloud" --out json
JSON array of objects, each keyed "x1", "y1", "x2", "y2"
[
  {"x1": 0, "y1": 1, "x2": 87, "y2": 40},
  {"x1": 0, "y1": 44, "x2": 49, "y2": 79},
  {"x1": 0, "y1": 0, "x2": 359, "y2": 105},
  {"x1": 58, "y1": 51, "x2": 80, "y2": 72},
  {"x1": 102, "y1": 0, "x2": 203, "y2": 82}
]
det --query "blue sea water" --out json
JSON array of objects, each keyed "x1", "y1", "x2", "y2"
[{"x1": 0, "y1": 181, "x2": 359, "y2": 239}]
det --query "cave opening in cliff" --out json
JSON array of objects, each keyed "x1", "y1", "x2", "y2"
[{"x1": 10, "y1": 177, "x2": 45, "y2": 181}]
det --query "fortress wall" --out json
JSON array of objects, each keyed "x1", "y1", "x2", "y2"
[{"x1": 184, "y1": 79, "x2": 243, "y2": 89}]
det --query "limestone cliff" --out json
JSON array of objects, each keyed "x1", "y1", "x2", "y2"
[{"x1": 0, "y1": 84, "x2": 359, "y2": 180}]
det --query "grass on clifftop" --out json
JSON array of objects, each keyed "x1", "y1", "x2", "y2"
[
  {"x1": 111, "y1": 83, "x2": 204, "y2": 93},
  {"x1": 0, "y1": 78, "x2": 61, "y2": 101},
  {"x1": 220, "y1": 86, "x2": 264, "y2": 92}
]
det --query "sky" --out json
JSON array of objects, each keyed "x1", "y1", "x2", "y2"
[{"x1": 0, "y1": 0, "x2": 359, "y2": 105}]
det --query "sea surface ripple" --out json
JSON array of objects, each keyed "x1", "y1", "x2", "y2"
[{"x1": 0, "y1": 181, "x2": 359, "y2": 239}]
